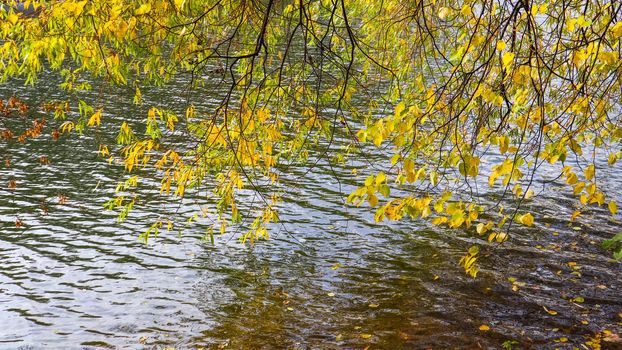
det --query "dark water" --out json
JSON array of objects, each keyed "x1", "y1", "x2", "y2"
[{"x1": 1, "y1": 76, "x2": 621, "y2": 350}]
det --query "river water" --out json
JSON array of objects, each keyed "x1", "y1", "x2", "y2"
[{"x1": 0, "y1": 73, "x2": 621, "y2": 349}]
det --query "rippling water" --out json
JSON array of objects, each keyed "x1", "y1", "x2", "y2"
[{"x1": 1, "y1": 74, "x2": 621, "y2": 349}]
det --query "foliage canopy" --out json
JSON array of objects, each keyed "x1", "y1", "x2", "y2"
[{"x1": 1, "y1": 0, "x2": 621, "y2": 275}]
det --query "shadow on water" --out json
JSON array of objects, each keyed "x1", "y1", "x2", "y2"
[{"x1": 0, "y1": 72, "x2": 621, "y2": 349}]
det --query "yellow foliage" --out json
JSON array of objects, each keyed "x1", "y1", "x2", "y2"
[
  {"x1": 496, "y1": 40, "x2": 506, "y2": 51},
  {"x1": 612, "y1": 22, "x2": 622, "y2": 37},
  {"x1": 609, "y1": 201, "x2": 618, "y2": 215},
  {"x1": 88, "y1": 109, "x2": 102, "y2": 127},
  {"x1": 134, "y1": 3, "x2": 151, "y2": 15},
  {"x1": 519, "y1": 213, "x2": 534, "y2": 226},
  {"x1": 3, "y1": 0, "x2": 622, "y2": 270},
  {"x1": 502, "y1": 52, "x2": 515, "y2": 69}
]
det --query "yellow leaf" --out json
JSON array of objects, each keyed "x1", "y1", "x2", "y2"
[
  {"x1": 586, "y1": 183, "x2": 596, "y2": 195},
  {"x1": 71, "y1": 0, "x2": 88, "y2": 15},
  {"x1": 524, "y1": 189, "x2": 534, "y2": 199},
  {"x1": 576, "y1": 15, "x2": 591, "y2": 28},
  {"x1": 566, "y1": 18, "x2": 577, "y2": 32},
  {"x1": 574, "y1": 49, "x2": 589, "y2": 67},
  {"x1": 573, "y1": 182, "x2": 585, "y2": 195},
  {"x1": 7, "y1": 13, "x2": 19, "y2": 25},
  {"x1": 88, "y1": 109, "x2": 102, "y2": 127},
  {"x1": 438, "y1": 7, "x2": 450, "y2": 19},
  {"x1": 431, "y1": 216, "x2": 448, "y2": 225},
  {"x1": 60, "y1": 121, "x2": 75, "y2": 133},
  {"x1": 479, "y1": 324, "x2": 490, "y2": 331},
  {"x1": 499, "y1": 135, "x2": 509, "y2": 154},
  {"x1": 360, "y1": 333, "x2": 372, "y2": 339},
  {"x1": 98, "y1": 144, "x2": 110, "y2": 157},
  {"x1": 495, "y1": 232, "x2": 508, "y2": 243},
  {"x1": 394, "y1": 101, "x2": 405, "y2": 117},
  {"x1": 584, "y1": 164, "x2": 595, "y2": 181},
  {"x1": 364, "y1": 175, "x2": 375, "y2": 187},
  {"x1": 571, "y1": 210, "x2": 581, "y2": 221},
  {"x1": 368, "y1": 194, "x2": 378, "y2": 207},
  {"x1": 520, "y1": 213, "x2": 534, "y2": 226},
  {"x1": 375, "y1": 172, "x2": 386, "y2": 185},
  {"x1": 373, "y1": 133, "x2": 383, "y2": 147},
  {"x1": 135, "y1": 3, "x2": 151, "y2": 15},
  {"x1": 488, "y1": 172, "x2": 499, "y2": 187},
  {"x1": 476, "y1": 223, "x2": 486, "y2": 234},
  {"x1": 572, "y1": 296, "x2": 585, "y2": 303},
  {"x1": 502, "y1": 52, "x2": 515, "y2": 69},
  {"x1": 404, "y1": 158, "x2": 415, "y2": 174},
  {"x1": 430, "y1": 171, "x2": 439, "y2": 186},
  {"x1": 390, "y1": 154, "x2": 400, "y2": 166},
  {"x1": 174, "y1": 0, "x2": 184, "y2": 11},
  {"x1": 613, "y1": 22, "x2": 622, "y2": 38},
  {"x1": 566, "y1": 172, "x2": 578, "y2": 185},
  {"x1": 543, "y1": 306, "x2": 558, "y2": 315},
  {"x1": 609, "y1": 201, "x2": 618, "y2": 215},
  {"x1": 461, "y1": 4, "x2": 472, "y2": 17},
  {"x1": 496, "y1": 40, "x2": 506, "y2": 51}
]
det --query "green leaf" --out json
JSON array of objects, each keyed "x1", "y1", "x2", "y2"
[
  {"x1": 602, "y1": 232, "x2": 622, "y2": 249},
  {"x1": 378, "y1": 184, "x2": 390, "y2": 197},
  {"x1": 468, "y1": 245, "x2": 479, "y2": 256}
]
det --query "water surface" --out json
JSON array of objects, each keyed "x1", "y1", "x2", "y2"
[{"x1": 1, "y1": 75, "x2": 621, "y2": 349}]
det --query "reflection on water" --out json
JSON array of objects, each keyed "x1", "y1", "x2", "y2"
[{"x1": 1, "y1": 76, "x2": 621, "y2": 349}]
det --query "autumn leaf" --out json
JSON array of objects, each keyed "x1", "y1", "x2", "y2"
[
  {"x1": 134, "y1": 3, "x2": 151, "y2": 15},
  {"x1": 520, "y1": 213, "x2": 534, "y2": 226},
  {"x1": 502, "y1": 52, "x2": 515, "y2": 69},
  {"x1": 609, "y1": 201, "x2": 617, "y2": 215},
  {"x1": 543, "y1": 306, "x2": 558, "y2": 315}
]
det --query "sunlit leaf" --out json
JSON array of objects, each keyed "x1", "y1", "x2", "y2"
[
  {"x1": 134, "y1": 3, "x2": 151, "y2": 15},
  {"x1": 502, "y1": 52, "x2": 515, "y2": 69},
  {"x1": 496, "y1": 40, "x2": 506, "y2": 51},
  {"x1": 609, "y1": 201, "x2": 617, "y2": 215},
  {"x1": 543, "y1": 306, "x2": 558, "y2": 315},
  {"x1": 520, "y1": 213, "x2": 534, "y2": 226}
]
